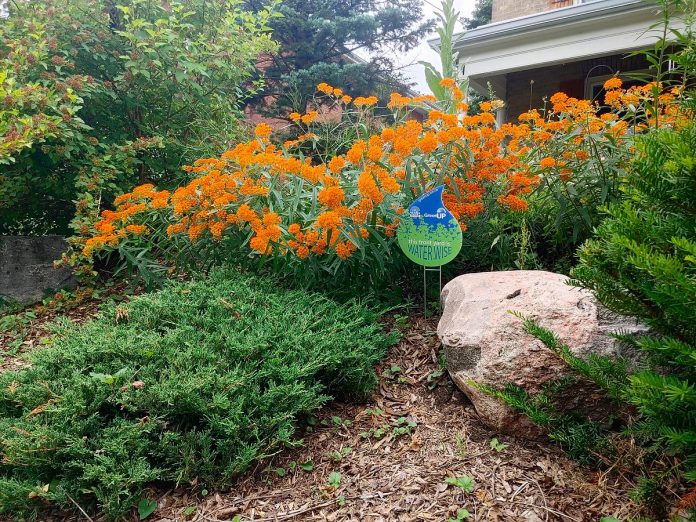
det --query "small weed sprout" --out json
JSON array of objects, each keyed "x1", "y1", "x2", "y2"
[
  {"x1": 328, "y1": 447, "x2": 352, "y2": 462},
  {"x1": 448, "y1": 508, "x2": 471, "y2": 521},
  {"x1": 328, "y1": 472, "x2": 342, "y2": 488},
  {"x1": 445, "y1": 475, "x2": 474, "y2": 493},
  {"x1": 489, "y1": 438, "x2": 509, "y2": 453},
  {"x1": 455, "y1": 433, "x2": 468, "y2": 458},
  {"x1": 427, "y1": 369, "x2": 445, "y2": 390}
]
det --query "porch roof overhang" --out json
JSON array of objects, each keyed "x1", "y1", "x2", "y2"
[{"x1": 428, "y1": 0, "x2": 681, "y2": 93}]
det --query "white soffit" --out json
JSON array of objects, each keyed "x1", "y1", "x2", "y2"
[{"x1": 431, "y1": 0, "x2": 684, "y2": 79}]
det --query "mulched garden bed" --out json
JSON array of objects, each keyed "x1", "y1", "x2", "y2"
[
  {"x1": 2, "y1": 301, "x2": 646, "y2": 521},
  {"x1": 150, "y1": 318, "x2": 643, "y2": 522},
  {"x1": 0, "y1": 284, "x2": 136, "y2": 372}
]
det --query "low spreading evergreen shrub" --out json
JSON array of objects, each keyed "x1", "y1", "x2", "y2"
[{"x1": 0, "y1": 269, "x2": 394, "y2": 519}]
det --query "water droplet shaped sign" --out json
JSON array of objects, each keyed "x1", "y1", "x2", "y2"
[{"x1": 397, "y1": 185, "x2": 462, "y2": 267}]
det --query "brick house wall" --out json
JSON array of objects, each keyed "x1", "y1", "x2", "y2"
[{"x1": 492, "y1": 0, "x2": 574, "y2": 23}]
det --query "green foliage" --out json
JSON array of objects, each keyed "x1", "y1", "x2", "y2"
[
  {"x1": 572, "y1": 120, "x2": 696, "y2": 479},
  {"x1": 245, "y1": 0, "x2": 433, "y2": 117},
  {"x1": 476, "y1": 380, "x2": 611, "y2": 465},
  {"x1": 0, "y1": 0, "x2": 275, "y2": 240},
  {"x1": 328, "y1": 471, "x2": 342, "y2": 488},
  {"x1": 137, "y1": 498, "x2": 158, "y2": 520},
  {"x1": 327, "y1": 446, "x2": 352, "y2": 461},
  {"x1": 461, "y1": 0, "x2": 492, "y2": 30},
  {"x1": 513, "y1": 313, "x2": 629, "y2": 402},
  {"x1": 489, "y1": 438, "x2": 508, "y2": 453},
  {"x1": 420, "y1": 0, "x2": 467, "y2": 112},
  {"x1": 0, "y1": 269, "x2": 394, "y2": 519},
  {"x1": 487, "y1": 112, "x2": 696, "y2": 512},
  {"x1": 448, "y1": 508, "x2": 471, "y2": 521},
  {"x1": 359, "y1": 415, "x2": 416, "y2": 440},
  {"x1": 527, "y1": 129, "x2": 630, "y2": 257},
  {"x1": 445, "y1": 475, "x2": 474, "y2": 493},
  {"x1": 447, "y1": 201, "x2": 543, "y2": 274},
  {"x1": 486, "y1": 0, "x2": 696, "y2": 270}
]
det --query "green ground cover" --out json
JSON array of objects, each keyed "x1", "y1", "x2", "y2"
[{"x1": 0, "y1": 269, "x2": 395, "y2": 519}]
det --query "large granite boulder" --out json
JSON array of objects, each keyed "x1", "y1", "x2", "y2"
[
  {"x1": 0, "y1": 235, "x2": 76, "y2": 306},
  {"x1": 437, "y1": 270, "x2": 646, "y2": 438}
]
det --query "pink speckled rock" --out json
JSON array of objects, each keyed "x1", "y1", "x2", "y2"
[{"x1": 438, "y1": 270, "x2": 646, "y2": 438}]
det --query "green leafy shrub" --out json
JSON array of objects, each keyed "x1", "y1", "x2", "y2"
[
  {"x1": 0, "y1": 0, "x2": 276, "y2": 272},
  {"x1": 572, "y1": 121, "x2": 696, "y2": 477},
  {"x1": 0, "y1": 269, "x2": 394, "y2": 519}
]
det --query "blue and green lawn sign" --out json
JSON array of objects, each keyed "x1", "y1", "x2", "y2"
[
  {"x1": 397, "y1": 185, "x2": 462, "y2": 267},
  {"x1": 397, "y1": 185, "x2": 462, "y2": 316}
]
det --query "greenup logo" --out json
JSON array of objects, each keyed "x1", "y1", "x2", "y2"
[{"x1": 397, "y1": 185, "x2": 462, "y2": 267}]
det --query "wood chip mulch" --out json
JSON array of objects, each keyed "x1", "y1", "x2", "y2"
[
  {"x1": 149, "y1": 317, "x2": 647, "y2": 522},
  {"x1": 0, "y1": 284, "x2": 135, "y2": 372}
]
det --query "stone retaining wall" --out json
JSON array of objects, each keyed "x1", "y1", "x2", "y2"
[{"x1": 0, "y1": 236, "x2": 76, "y2": 306}]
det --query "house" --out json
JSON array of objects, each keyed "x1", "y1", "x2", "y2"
[{"x1": 431, "y1": 0, "x2": 684, "y2": 123}]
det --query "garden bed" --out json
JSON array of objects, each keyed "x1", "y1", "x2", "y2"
[
  {"x1": 151, "y1": 317, "x2": 645, "y2": 522},
  {"x1": 0, "y1": 283, "x2": 136, "y2": 373},
  {"x1": 1, "y1": 297, "x2": 645, "y2": 521}
]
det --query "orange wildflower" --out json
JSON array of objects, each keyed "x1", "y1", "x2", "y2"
[
  {"x1": 296, "y1": 245, "x2": 310, "y2": 259},
  {"x1": 317, "y1": 82, "x2": 334, "y2": 95},
  {"x1": 439, "y1": 77, "x2": 456, "y2": 89},
  {"x1": 603, "y1": 77, "x2": 623, "y2": 90},
  {"x1": 316, "y1": 211, "x2": 342, "y2": 229},
  {"x1": 335, "y1": 241, "x2": 354, "y2": 260},
  {"x1": 126, "y1": 224, "x2": 147, "y2": 235},
  {"x1": 209, "y1": 222, "x2": 226, "y2": 239},
  {"x1": 254, "y1": 123, "x2": 272, "y2": 139},
  {"x1": 353, "y1": 96, "x2": 378, "y2": 107},
  {"x1": 250, "y1": 234, "x2": 270, "y2": 253},
  {"x1": 301, "y1": 111, "x2": 318, "y2": 124},
  {"x1": 329, "y1": 156, "x2": 346, "y2": 173},
  {"x1": 539, "y1": 157, "x2": 556, "y2": 169},
  {"x1": 318, "y1": 186, "x2": 345, "y2": 209},
  {"x1": 357, "y1": 169, "x2": 384, "y2": 204},
  {"x1": 288, "y1": 223, "x2": 301, "y2": 235},
  {"x1": 497, "y1": 194, "x2": 528, "y2": 211},
  {"x1": 418, "y1": 132, "x2": 438, "y2": 154},
  {"x1": 236, "y1": 203, "x2": 258, "y2": 223},
  {"x1": 263, "y1": 212, "x2": 281, "y2": 227},
  {"x1": 346, "y1": 140, "x2": 367, "y2": 164}
]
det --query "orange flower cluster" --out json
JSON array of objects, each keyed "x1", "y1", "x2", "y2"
[
  {"x1": 84, "y1": 184, "x2": 168, "y2": 255},
  {"x1": 602, "y1": 80, "x2": 684, "y2": 128},
  {"x1": 513, "y1": 79, "x2": 686, "y2": 187},
  {"x1": 85, "y1": 79, "x2": 687, "y2": 268}
]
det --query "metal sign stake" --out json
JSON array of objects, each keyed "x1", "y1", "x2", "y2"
[{"x1": 423, "y1": 265, "x2": 442, "y2": 318}]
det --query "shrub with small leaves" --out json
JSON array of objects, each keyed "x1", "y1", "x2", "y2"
[
  {"x1": 0, "y1": 269, "x2": 394, "y2": 519},
  {"x1": 572, "y1": 120, "x2": 696, "y2": 479}
]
